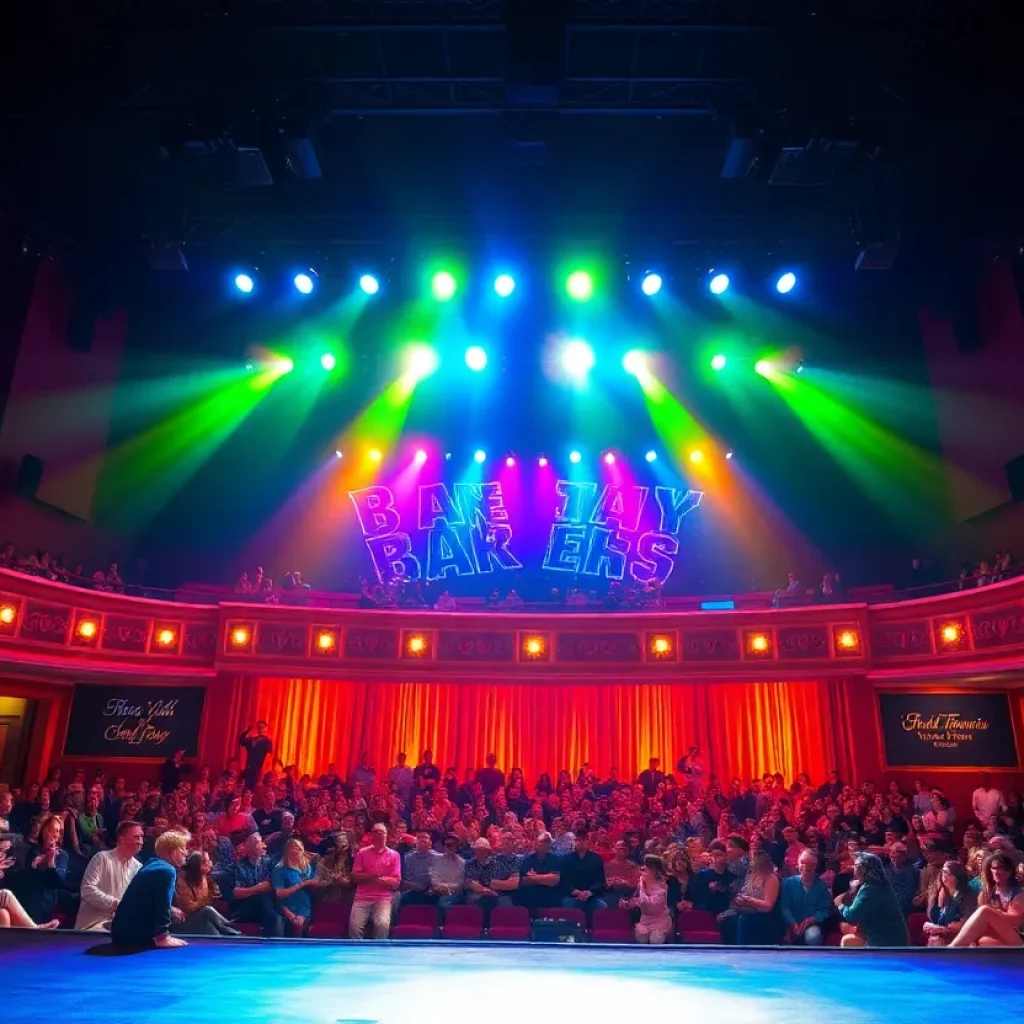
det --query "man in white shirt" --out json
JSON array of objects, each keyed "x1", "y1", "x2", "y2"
[
  {"x1": 971, "y1": 773, "x2": 1003, "y2": 830},
  {"x1": 75, "y1": 820, "x2": 144, "y2": 930}
]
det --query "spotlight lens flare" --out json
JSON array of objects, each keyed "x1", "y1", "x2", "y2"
[
  {"x1": 431, "y1": 271, "x2": 457, "y2": 301},
  {"x1": 538, "y1": 456, "x2": 549, "y2": 467},
  {"x1": 623, "y1": 350, "x2": 648, "y2": 376},
  {"x1": 604, "y1": 452, "x2": 616, "y2": 465},
  {"x1": 414, "y1": 449, "x2": 428, "y2": 465},
  {"x1": 359, "y1": 274, "x2": 380, "y2": 295},
  {"x1": 294, "y1": 272, "x2": 314, "y2": 294},
  {"x1": 725, "y1": 451, "x2": 735, "y2": 460},
  {"x1": 566, "y1": 271, "x2": 594, "y2": 301},
  {"x1": 641, "y1": 273, "x2": 663, "y2": 296},
  {"x1": 709, "y1": 272, "x2": 730, "y2": 295},
  {"x1": 234, "y1": 273, "x2": 254, "y2": 294},
  {"x1": 369, "y1": 449, "x2": 382, "y2": 463},
  {"x1": 689, "y1": 450, "x2": 705, "y2": 463},
  {"x1": 561, "y1": 339, "x2": 595, "y2": 377},
  {"x1": 474, "y1": 449, "x2": 486, "y2": 464},
  {"x1": 494, "y1": 274, "x2": 516, "y2": 297},
  {"x1": 776, "y1": 271, "x2": 797, "y2": 294},
  {"x1": 645, "y1": 450, "x2": 657, "y2": 462},
  {"x1": 320, "y1": 353, "x2": 336, "y2": 371},
  {"x1": 405, "y1": 344, "x2": 440, "y2": 380},
  {"x1": 465, "y1": 345, "x2": 488, "y2": 371},
  {"x1": 505, "y1": 456, "x2": 515, "y2": 468},
  {"x1": 755, "y1": 359, "x2": 771, "y2": 376},
  {"x1": 569, "y1": 450, "x2": 582, "y2": 464},
  {"x1": 710, "y1": 353, "x2": 727, "y2": 371},
  {"x1": 335, "y1": 450, "x2": 343, "y2": 459}
]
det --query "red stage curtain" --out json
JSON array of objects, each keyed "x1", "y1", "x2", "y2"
[{"x1": 209, "y1": 677, "x2": 860, "y2": 786}]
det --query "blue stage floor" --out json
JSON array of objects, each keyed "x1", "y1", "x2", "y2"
[{"x1": 3, "y1": 932, "x2": 1023, "y2": 1024}]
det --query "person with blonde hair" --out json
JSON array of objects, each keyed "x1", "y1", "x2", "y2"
[
  {"x1": 271, "y1": 837, "x2": 317, "y2": 934},
  {"x1": 112, "y1": 830, "x2": 190, "y2": 948}
]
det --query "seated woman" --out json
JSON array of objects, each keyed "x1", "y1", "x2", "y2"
[
  {"x1": 923, "y1": 861, "x2": 975, "y2": 947},
  {"x1": 603, "y1": 841, "x2": 641, "y2": 908},
  {"x1": 314, "y1": 832, "x2": 353, "y2": 906},
  {"x1": 173, "y1": 851, "x2": 240, "y2": 936},
  {"x1": 112, "y1": 831, "x2": 189, "y2": 948},
  {"x1": 1, "y1": 839, "x2": 59, "y2": 929},
  {"x1": 271, "y1": 838, "x2": 317, "y2": 935},
  {"x1": 622, "y1": 854, "x2": 672, "y2": 944},
  {"x1": 949, "y1": 853, "x2": 1024, "y2": 948},
  {"x1": 835, "y1": 851, "x2": 910, "y2": 947},
  {"x1": 18, "y1": 813, "x2": 70, "y2": 923},
  {"x1": 722, "y1": 848, "x2": 783, "y2": 946},
  {"x1": 665, "y1": 847, "x2": 694, "y2": 915}
]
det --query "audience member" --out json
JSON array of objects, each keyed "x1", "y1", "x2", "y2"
[
  {"x1": 623, "y1": 854, "x2": 672, "y2": 944},
  {"x1": 349, "y1": 822, "x2": 401, "y2": 939},
  {"x1": 75, "y1": 820, "x2": 143, "y2": 930},
  {"x1": 781, "y1": 849, "x2": 831, "y2": 946},
  {"x1": 949, "y1": 853, "x2": 1024, "y2": 947},
  {"x1": 836, "y1": 852, "x2": 910, "y2": 948},
  {"x1": 111, "y1": 831, "x2": 189, "y2": 948},
  {"x1": 174, "y1": 851, "x2": 238, "y2": 935}
]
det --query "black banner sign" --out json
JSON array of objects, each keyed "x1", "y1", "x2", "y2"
[
  {"x1": 878, "y1": 691, "x2": 1019, "y2": 768},
  {"x1": 64, "y1": 684, "x2": 206, "y2": 759}
]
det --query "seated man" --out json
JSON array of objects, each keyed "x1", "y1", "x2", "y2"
[
  {"x1": 781, "y1": 849, "x2": 832, "y2": 946},
  {"x1": 558, "y1": 831, "x2": 607, "y2": 921},
  {"x1": 517, "y1": 831, "x2": 563, "y2": 912},
  {"x1": 110, "y1": 831, "x2": 188, "y2": 948},
  {"x1": 229, "y1": 833, "x2": 284, "y2": 937},
  {"x1": 398, "y1": 830, "x2": 441, "y2": 909},
  {"x1": 464, "y1": 837, "x2": 517, "y2": 923},
  {"x1": 75, "y1": 820, "x2": 144, "y2": 930},
  {"x1": 349, "y1": 822, "x2": 401, "y2": 939},
  {"x1": 428, "y1": 833, "x2": 466, "y2": 910},
  {"x1": 691, "y1": 840, "x2": 733, "y2": 916}
]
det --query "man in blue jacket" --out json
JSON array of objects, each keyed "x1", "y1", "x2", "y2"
[
  {"x1": 111, "y1": 831, "x2": 188, "y2": 948},
  {"x1": 781, "y1": 849, "x2": 832, "y2": 945}
]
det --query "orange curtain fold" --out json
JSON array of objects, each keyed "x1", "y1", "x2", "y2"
[{"x1": 229, "y1": 676, "x2": 858, "y2": 785}]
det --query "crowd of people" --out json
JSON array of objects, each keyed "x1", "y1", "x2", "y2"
[
  {"x1": 0, "y1": 542, "x2": 123, "y2": 593},
  {"x1": 2, "y1": 725, "x2": 1023, "y2": 949}
]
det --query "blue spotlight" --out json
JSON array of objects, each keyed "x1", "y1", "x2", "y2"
[
  {"x1": 465, "y1": 346, "x2": 488, "y2": 371},
  {"x1": 645, "y1": 450, "x2": 657, "y2": 463},
  {"x1": 360, "y1": 274, "x2": 380, "y2": 295},
  {"x1": 294, "y1": 272, "x2": 315, "y2": 295},
  {"x1": 560, "y1": 339, "x2": 595, "y2": 377},
  {"x1": 234, "y1": 273, "x2": 254, "y2": 294},
  {"x1": 569, "y1": 450, "x2": 582, "y2": 464},
  {"x1": 709, "y1": 272, "x2": 730, "y2": 296},
  {"x1": 494, "y1": 274, "x2": 516, "y2": 297},
  {"x1": 474, "y1": 449, "x2": 486, "y2": 464},
  {"x1": 641, "y1": 273, "x2": 663, "y2": 296},
  {"x1": 776, "y1": 271, "x2": 797, "y2": 294}
]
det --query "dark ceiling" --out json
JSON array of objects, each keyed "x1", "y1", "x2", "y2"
[{"x1": 3, "y1": 0, "x2": 1022, "y2": 265}]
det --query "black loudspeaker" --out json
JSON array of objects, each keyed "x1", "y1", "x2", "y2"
[
  {"x1": 15, "y1": 454, "x2": 44, "y2": 499},
  {"x1": 1006, "y1": 455, "x2": 1024, "y2": 504}
]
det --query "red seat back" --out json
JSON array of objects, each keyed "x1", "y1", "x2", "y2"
[
  {"x1": 444, "y1": 905, "x2": 484, "y2": 928},
  {"x1": 592, "y1": 907, "x2": 633, "y2": 932},
  {"x1": 489, "y1": 906, "x2": 530, "y2": 929},
  {"x1": 396, "y1": 904, "x2": 440, "y2": 928},
  {"x1": 676, "y1": 908, "x2": 717, "y2": 933}
]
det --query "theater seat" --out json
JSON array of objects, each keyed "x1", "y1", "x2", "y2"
[
  {"x1": 391, "y1": 904, "x2": 439, "y2": 940},
  {"x1": 488, "y1": 906, "x2": 530, "y2": 941},
  {"x1": 235, "y1": 922, "x2": 262, "y2": 937},
  {"x1": 681, "y1": 930, "x2": 720, "y2": 944},
  {"x1": 676, "y1": 908, "x2": 720, "y2": 943},
  {"x1": 825, "y1": 930, "x2": 843, "y2": 946},
  {"x1": 536, "y1": 907, "x2": 587, "y2": 928},
  {"x1": 908, "y1": 912, "x2": 928, "y2": 946},
  {"x1": 591, "y1": 907, "x2": 634, "y2": 943},
  {"x1": 442, "y1": 904, "x2": 484, "y2": 940}
]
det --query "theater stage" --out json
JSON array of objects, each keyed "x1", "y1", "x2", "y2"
[{"x1": 3, "y1": 932, "x2": 1022, "y2": 1024}]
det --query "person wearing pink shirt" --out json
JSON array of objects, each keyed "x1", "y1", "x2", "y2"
[{"x1": 349, "y1": 822, "x2": 401, "y2": 939}]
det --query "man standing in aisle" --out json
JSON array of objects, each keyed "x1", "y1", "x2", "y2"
[
  {"x1": 350, "y1": 822, "x2": 401, "y2": 939},
  {"x1": 239, "y1": 721, "x2": 273, "y2": 791}
]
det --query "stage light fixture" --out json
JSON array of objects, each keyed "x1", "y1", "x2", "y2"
[
  {"x1": 725, "y1": 451, "x2": 734, "y2": 460},
  {"x1": 320, "y1": 353, "x2": 336, "y2": 371},
  {"x1": 794, "y1": 360, "x2": 805, "y2": 374},
  {"x1": 294, "y1": 272, "x2": 315, "y2": 295},
  {"x1": 604, "y1": 452, "x2": 616, "y2": 465},
  {"x1": 710, "y1": 354, "x2": 727, "y2": 371},
  {"x1": 405, "y1": 344, "x2": 439, "y2": 380},
  {"x1": 623, "y1": 350, "x2": 648, "y2": 376},
  {"x1": 444, "y1": 452, "x2": 452, "y2": 461},
  {"x1": 689, "y1": 450, "x2": 704, "y2": 463},
  {"x1": 369, "y1": 448, "x2": 383, "y2": 463},
  {"x1": 335, "y1": 450, "x2": 343, "y2": 459},
  {"x1": 750, "y1": 633, "x2": 770, "y2": 653},
  {"x1": 317, "y1": 631, "x2": 336, "y2": 651},
  {"x1": 465, "y1": 345, "x2": 488, "y2": 371},
  {"x1": 414, "y1": 449, "x2": 428, "y2": 465},
  {"x1": 754, "y1": 359, "x2": 771, "y2": 376},
  {"x1": 359, "y1": 274, "x2": 380, "y2": 295},
  {"x1": 524, "y1": 636, "x2": 545, "y2": 657},
  {"x1": 407, "y1": 634, "x2": 427, "y2": 654},
  {"x1": 155, "y1": 628, "x2": 176, "y2": 647},
  {"x1": 494, "y1": 274, "x2": 516, "y2": 297},
  {"x1": 230, "y1": 627, "x2": 250, "y2": 647},
  {"x1": 505, "y1": 456, "x2": 516, "y2": 468},
  {"x1": 474, "y1": 449, "x2": 486, "y2": 463},
  {"x1": 538, "y1": 456, "x2": 549, "y2": 467},
  {"x1": 234, "y1": 273, "x2": 255, "y2": 294},
  {"x1": 569, "y1": 450, "x2": 582, "y2": 464},
  {"x1": 561, "y1": 339, "x2": 595, "y2": 377},
  {"x1": 279, "y1": 358, "x2": 295, "y2": 374},
  {"x1": 432, "y1": 270, "x2": 457, "y2": 301},
  {"x1": 776, "y1": 271, "x2": 797, "y2": 294},
  {"x1": 641, "y1": 273, "x2": 663, "y2": 296},
  {"x1": 645, "y1": 450, "x2": 657, "y2": 462},
  {"x1": 77, "y1": 619, "x2": 98, "y2": 639},
  {"x1": 0, "y1": 604, "x2": 16, "y2": 625},
  {"x1": 837, "y1": 630, "x2": 859, "y2": 650},
  {"x1": 709, "y1": 272, "x2": 730, "y2": 295},
  {"x1": 566, "y1": 271, "x2": 593, "y2": 301},
  {"x1": 941, "y1": 623, "x2": 962, "y2": 644}
]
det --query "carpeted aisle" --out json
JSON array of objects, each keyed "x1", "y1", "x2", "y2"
[{"x1": 2, "y1": 932, "x2": 1021, "y2": 1024}]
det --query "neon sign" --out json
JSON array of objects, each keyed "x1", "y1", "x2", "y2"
[{"x1": 348, "y1": 479, "x2": 702, "y2": 584}]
